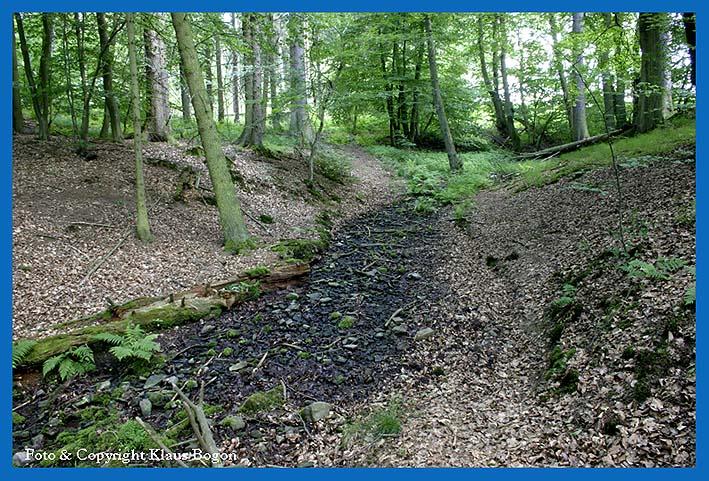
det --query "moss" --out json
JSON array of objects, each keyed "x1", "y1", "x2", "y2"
[
  {"x1": 224, "y1": 238, "x2": 258, "y2": 255},
  {"x1": 227, "y1": 329, "x2": 240, "y2": 338},
  {"x1": 12, "y1": 412, "x2": 26, "y2": 425},
  {"x1": 222, "y1": 347, "x2": 234, "y2": 357},
  {"x1": 297, "y1": 351, "x2": 312, "y2": 359},
  {"x1": 259, "y1": 214, "x2": 274, "y2": 224},
  {"x1": 238, "y1": 386, "x2": 284, "y2": 414},
  {"x1": 271, "y1": 238, "x2": 327, "y2": 263},
  {"x1": 338, "y1": 316, "x2": 356, "y2": 329},
  {"x1": 330, "y1": 311, "x2": 342, "y2": 320},
  {"x1": 244, "y1": 266, "x2": 271, "y2": 279},
  {"x1": 223, "y1": 281, "x2": 261, "y2": 302}
]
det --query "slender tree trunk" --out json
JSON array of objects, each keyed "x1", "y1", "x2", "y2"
[
  {"x1": 288, "y1": 14, "x2": 312, "y2": 143},
  {"x1": 15, "y1": 13, "x2": 43, "y2": 137},
  {"x1": 241, "y1": 14, "x2": 265, "y2": 148},
  {"x1": 61, "y1": 14, "x2": 78, "y2": 137},
  {"x1": 12, "y1": 19, "x2": 25, "y2": 133},
  {"x1": 144, "y1": 22, "x2": 171, "y2": 141},
  {"x1": 99, "y1": 105, "x2": 110, "y2": 139},
  {"x1": 409, "y1": 41, "x2": 424, "y2": 143},
  {"x1": 180, "y1": 63, "x2": 192, "y2": 121},
  {"x1": 380, "y1": 48, "x2": 396, "y2": 146},
  {"x1": 548, "y1": 13, "x2": 573, "y2": 135},
  {"x1": 613, "y1": 13, "x2": 629, "y2": 128},
  {"x1": 682, "y1": 13, "x2": 696, "y2": 87},
  {"x1": 237, "y1": 15, "x2": 254, "y2": 143},
  {"x1": 97, "y1": 13, "x2": 123, "y2": 141},
  {"x1": 599, "y1": 13, "x2": 616, "y2": 131},
  {"x1": 424, "y1": 15, "x2": 460, "y2": 171},
  {"x1": 204, "y1": 42, "x2": 214, "y2": 118},
  {"x1": 477, "y1": 16, "x2": 505, "y2": 137},
  {"x1": 498, "y1": 15, "x2": 520, "y2": 150},
  {"x1": 571, "y1": 12, "x2": 590, "y2": 141},
  {"x1": 74, "y1": 13, "x2": 88, "y2": 136},
  {"x1": 171, "y1": 13, "x2": 251, "y2": 250},
  {"x1": 215, "y1": 35, "x2": 225, "y2": 122},
  {"x1": 36, "y1": 13, "x2": 54, "y2": 140},
  {"x1": 127, "y1": 13, "x2": 153, "y2": 242},
  {"x1": 231, "y1": 13, "x2": 240, "y2": 123},
  {"x1": 635, "y1": 12, "x2": 667, "y2": 133}
]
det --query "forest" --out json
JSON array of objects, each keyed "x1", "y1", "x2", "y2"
[{"x1": 11, "y1": 11, "x2": 695, "y2": 468}]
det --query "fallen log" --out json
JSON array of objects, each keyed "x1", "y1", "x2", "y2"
[
  {"x1": 517, "y1": 127, "x2": 630, "y2": 160},
  {"x1": 18, "y1": 262, "x2": 310, "y2": 368}
]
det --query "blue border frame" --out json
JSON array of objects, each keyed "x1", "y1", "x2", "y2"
[{"x1": 4, "y1": 0, "x2": 704, "y2": 479}]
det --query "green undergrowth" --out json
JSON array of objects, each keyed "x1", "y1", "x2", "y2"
[
  {"x1": 342, "y1": 398, "x2": 403, "y2": 448},
  {"x1": 367, "y1": 116, "x2": 695, "y2": 215}
]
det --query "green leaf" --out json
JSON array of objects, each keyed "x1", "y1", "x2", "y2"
[
  {"x1": 12, "y1": 340, "x2": 37, "y2": 369},
  {"x1": 42, "y1": 355, "x2": 63, "y2": 377},
  {"x1": 92, "y1": 332, "x2": 126, "y2": 345}
]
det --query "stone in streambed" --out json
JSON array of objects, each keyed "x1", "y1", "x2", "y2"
[
  {"x1": 414, "y1": 327, "x2": 435, "y2": 341},
  {"x1": 300, "y1": 402, "x2": 332, "y2": 422}
]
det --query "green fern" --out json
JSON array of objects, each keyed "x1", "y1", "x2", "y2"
[
  {"x1": 684, "y1": 285, "x2": 696, "y2": 307},
  {"x1": 656, "y1": 257, "x2": 687, "y2": 274},
  {"x1": 621, "y1": 260, "x2": 669, "y2": 280},
  {"x1": 12, "y1": 340, "x2": 37, "y2": 369},
  {"x1": 93, "y1": 323, "x2": 161, "y2": 365},
  {"x1": 43, "y1": 345, "x2": 95, "y2": 381}
]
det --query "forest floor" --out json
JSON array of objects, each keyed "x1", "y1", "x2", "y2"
[{"x1": 12, "y1": 133, "x2": 695, "y2": 467}]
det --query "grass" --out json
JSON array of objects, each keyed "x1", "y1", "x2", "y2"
[
  {"x1": 367, "y1": 116, "x2": 695, "y2": 214},
  {"x1": 342, "y1": 399, "x2": 403, "y2": 448}
]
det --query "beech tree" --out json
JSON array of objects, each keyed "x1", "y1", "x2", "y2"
[
  {"x1": 172, "y1": 12, "x2": 251, "y2": 251},
  {"x1": 143, "y1": 17, "x2": 171, "y2": 141}
]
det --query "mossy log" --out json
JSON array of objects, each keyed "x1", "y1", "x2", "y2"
[
  {"x1": 18, "y1": 262, "x2": 310, "y2": 369},
  {"x1": 517, "y1": 127, "x2": 629, "y2": 159}
]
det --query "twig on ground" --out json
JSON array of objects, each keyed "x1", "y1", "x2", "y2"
[{"x1": 135, "y1": 416, "x2": 189, "y2": 468}]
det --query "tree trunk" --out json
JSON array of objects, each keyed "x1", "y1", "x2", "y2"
[
  {"x1": 204, "y1": 42, "x2": 214, "y2": 118},
  {"x1": 424, "y1": 15, "x2": 460, "y2": 171},
  {"x1": 97, "y1": 13, "x2": 123, "y2": 141},
  {"x1": 409, "y1": 41, "x2": 424, "y2": 143},
  {"x1": 241, "y1": 14, "x2": 265, "y2": 148},
  {"x1": 548, "y1": 13, "x2": 573, "y2": 135},
  {"x1": 74, "y1": 13, "x2": 88, "y2": 135},
  {"x1": 144, "y1": 23, "x2": 171, "y2": 141},
  {"x1": 599, "y1": 13, "x2": 616, "y2": 131},
  {"x1": 498, "y1": 15, "x2": 520, "y2": 150},
  {"x1": 15, "y1": 13, "x2": 43, "y2": 138},
  {"x1": 477, "y1": 16, "x2": 505, "y2": 138},
  {"x1": 237, "y1": 15, "x2": 254, "y2": 144},
  {"x1": 635, "y1": 12, "x2": 666, "y2": 133},
  {"x1": 215, "y1": 35, "x2": 225, "y2": 122},
  {"x1": 682, "y1": 13, "x2": 696, "y2": 87},
  {"x1": 571, "y1": 12, "x2": 590, "y2": 141},
  {"x1": 380, "y1": 48, "x2": 396, "y2": 146},
  {"x1": 172, "y1": 12, "x2": 251, "y2": 251},
  {"x1": 231, "y1": 13, "x2": 240, "y2": 123},
  {"x1": 127, "y1": 13, "x2": 153, "y2": 242},
  {"x1": 12, "y1": 19, "x2": 25, "y2": 133},
  {"x1": 60, "y1": 14, "x2": 79, "y2": 137},
  {"x1": 180, "y1": 63, "x2": 192, "y2": 121},
  {"x1": 288, "y1": 14, "x2": 312, "y2": 143}
]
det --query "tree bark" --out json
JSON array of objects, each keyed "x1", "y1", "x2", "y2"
[
  {"x1": 477, "y1": 16, "x2": 504, "y2": 138},
  {"x1": 204, "y1": 42, "x2": 214, "y2": 118},
  {"x1": 635, "y1": 12, "x2": 666, "y2": 133},
  {"x1": 38, "y1": 13, "x2": 53, "y2": 140},
  {"x1": 548, "y1": 13, "x2": 573, "y2": 135},
  {"x1": 172, "y1": 12, "x2": 251, "y2": 250},
  {"x1": 180, "y1": 63, "x2": 192, "y2": 121},
  {"x1": 12, "y1": 19, "x2": 25, "y2": 133},
  {"x1": 571, "y1": 12, "x2": 590, "y2": 141},
  {"x1": 599, "y1": 13, "x2": 616, "y2": 131},
  {"x1": 288, "y1": 14, "x2": 312, "y2": 143},
  {"x1": 215, "y1": 35, "x2": 225, "y2": 122},
  {"x1": 409, "y1": 41, "x2": 424, "y2": 143},
  {"x1": 144, "y1": 22, "x2": 171, "y2": 141},
  {"x1": 15, "y1": 13, "x2": 43, "y2": 138},
  {"x1": 231, "y1": 13, "x2": 240, "y2": 123},
  {"x1": 127, "y1": 13, "x2": 153, "y2": 242},
  {"x1": 682, "y1": 13, "x2": 696, "y2": 86},
  {"x1": 97, "y1": 13, "x2": 123, "y2": 141},
  {"x1": 240, "y1": 14, "x2": 265, "y2": 148},
  {"x1": 498, "y1": 15, "x2": 520, "y2": 150},
  {"x1": 424, "y1": 15, "x2": 460, "y2": 171},
  {"x1": 237, "y1": 15, "x2": 254, "y2": 143}
]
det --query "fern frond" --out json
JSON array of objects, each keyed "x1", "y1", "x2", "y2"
[
  {"x1": 657, "y1": 257, "x2": 687, "y2": 274},
  {"x1": 110, "y1": 346, "x2": 135, "y2": 361},
  {"x1": 43, "y1": 355, "x2": 63, "y2": 377},
  {"x1": 684, "y1": 285, "x2": 696, "y2": 306},
  {"x1": 58, "y1": 358, "x2": 78, "y2": 380},
  {"x1": 73, "y1": 345, "x2": 95, "y2": 363},
  {"x1": 92, "y1": 332, "x2": 126, "y2": 345},
  {"x1": 12, "y1": 340, "x2": 37, "y2": 369}
]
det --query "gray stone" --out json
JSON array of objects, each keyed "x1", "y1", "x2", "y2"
[
  {"x1": 13, "y1": 451, "x2": 30, "y2": 467},
  {"x1": 320, "y1": 297, "x2": 332, "y2": 303},
  {"x1": 414, "y1": 327, "x2": 435, "y2": 341},
  {"x1": 200, "y1": 324, "x2": 216, "y2": 335},
  {"x1": 343, "y1": 344, "x2": 358, "y2": 350},
  {"x1": 221, "y1": 415, "x2": 246, "y2": 431},
  {"x1": 229, "y1": 361, "x2": 249, "y2": 372},
  {"x1": 301, "y1": 401, "x2": 332, "y2": 422},
  {"x1": 139, "y1": 398, "x2": 152, "y2": 417},
  {"x1": 144, "y1": 373, "x2": 166, "y2": 389},
  {"x1": 408, "y1": 272, "x2": 422, "y2": 280},
  {"x1": 96, "y1": 380, "x2": 111, "y2": 392},
  {"x1": 391, "y1": 325, "x2": 408, "y2": 335},
  {"x1": 31, "y1": 433, "x2": 45, "y2": 448}
]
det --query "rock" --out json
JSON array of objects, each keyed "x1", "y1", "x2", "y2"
[
  {"x1": 13, "y1": 451, "x2": 30, "y2": 467},
  {"x1": 31, "y1": 433, "x2": 45, "y2": 449},
  {"x1": 200, "y1": 324, "x2": 216, "y2": 335},
  {"x1": 139, "y1": 398, "x2": 152, "y2": 417},
  {"x1": 320, "y1": 297, "x2": 333, "y2": 303},
  {"x1": 307, "y1": 292, "x2": 322, "y2": 301},
  {"x1": 285, "y1": 292, "x2": 300, "y2": 301},
  {"x1": 391, "y1": 325, "x2": 408, "y2": 335},
  {"x1": 407, "y1": 272, "x2": 422, "y2": 280},
  {"x1": 301, "y1": 402, "x2": 332, "y2": 422},
  {"x1": 414, "y1": 327, "x2": 435, "y2": 341},
  {"x1": 229, "y1": 361, "x2": 249, "y2": 372},
  {"x1": 144, "y1": 374, "x2": 166, "y2": 389},
  {"x1": 96, "y1": 380, "x2": 111, "y2": 392},
  {"x1": 221, "y1": 415, "x2": 246, "y2": 431},
  {"x1": 343, "y1": 344, "x2": 358, "y2": 350},
  {"x1": 148, "y1": 390, "x2": 170, "y2": 408},
  {"x1": 165, "y1": 376, "x2": 179, "y2": 386}
]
